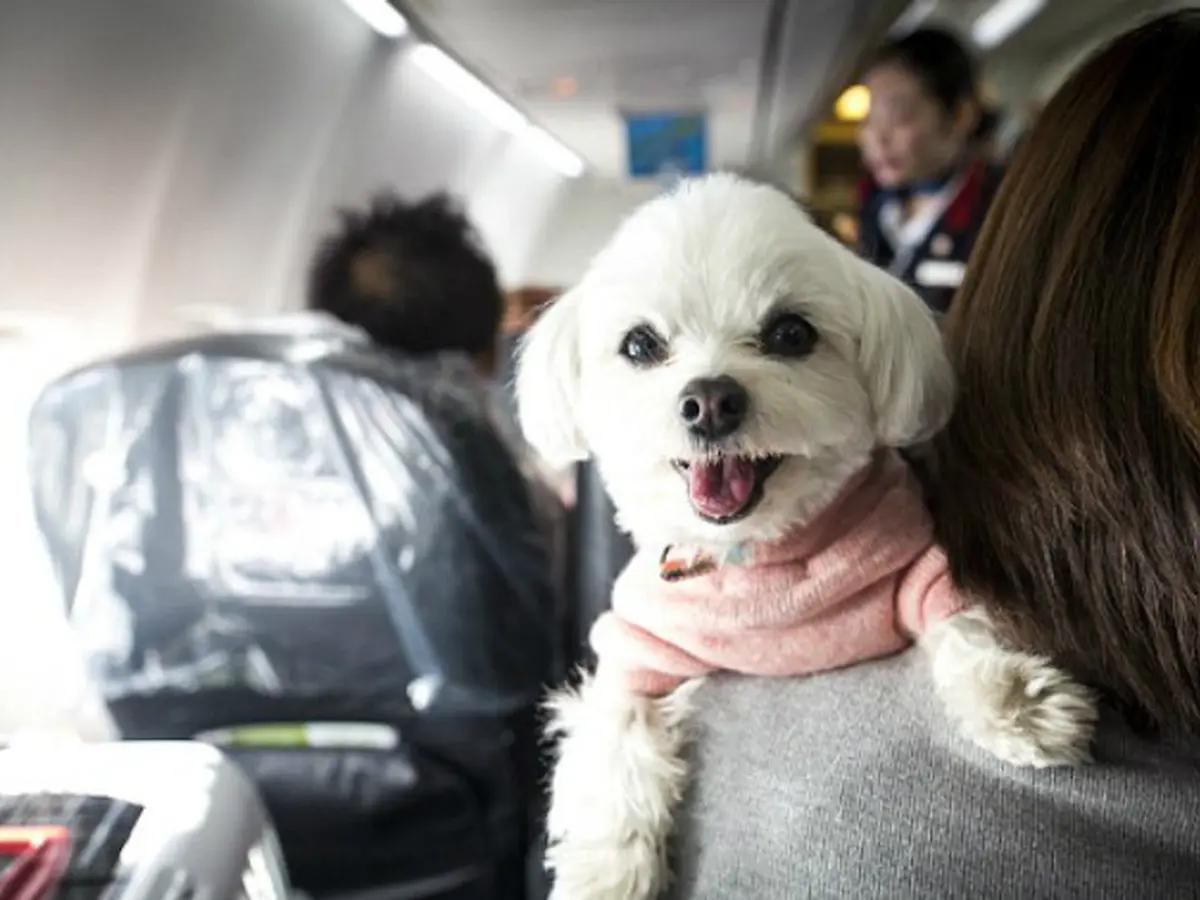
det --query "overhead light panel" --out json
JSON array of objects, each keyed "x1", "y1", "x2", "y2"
[
  {"x1": 410, "y1": 44, "x2": 527, "y2": 134},
  {"x1": 889, "y1": 0, "x2": 936, "y2": 36},
  {"x1": 337, "y1": 0, "x2": 409, "y2": 38},
  {"x1": 524, "y1": 127, "x2": 585, "y2": 179},
  {"x1": 971, "y1": 0, "x2": 1045, "y2": 49},
  {"x1": 835, "y1": 85, "x2": 870, "y2": 122},
  {"x1": 409, "y1": 44, "x2": 586, "y2": 178}
]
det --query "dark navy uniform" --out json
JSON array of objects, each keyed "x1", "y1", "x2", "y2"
[{"x1": 858, "y1": 159, "x2": 1004, "y2": 316}]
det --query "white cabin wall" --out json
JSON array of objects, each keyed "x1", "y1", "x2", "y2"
[
  {"x1": 522, "y1": 177, "x2": 661, "y2": 288},
  {"x1": 0, "y1": 0, "x2": 571, "y2": 350}
]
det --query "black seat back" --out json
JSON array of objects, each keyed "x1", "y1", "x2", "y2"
[
  {"x1": 28, "y1": 328, "x2": 556, "y2": 897},
  {"x1": 564, "y1": 462, "x2": 632, "y2": 669}
]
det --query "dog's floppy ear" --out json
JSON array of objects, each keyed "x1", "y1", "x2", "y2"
[
  {"x1": 856, "y1": 262, "x2": 955, "y2": 447},
  {"x1": 515, "y1": 289, "x2": 587, "y2": 466}
]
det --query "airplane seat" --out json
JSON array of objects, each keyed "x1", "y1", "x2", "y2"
[
  {"x1": 26, "y1": 329, "x2": 558, "y2": 900},
  {"x1": 517, "y1": 461, "x2": 632, "y2": 899},
  {"x1": 562, "y1": 461, "x2": 633, "y2": 670}
]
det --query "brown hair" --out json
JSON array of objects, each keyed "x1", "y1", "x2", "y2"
[
  {"x1": 932, "y1": 10, "x2": 1200, "y2": 735},
  {"x1": 503, "y1": 286, "x2": 561, "y2": 335}
]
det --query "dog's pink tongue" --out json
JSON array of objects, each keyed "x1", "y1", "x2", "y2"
[{"x1": 688, "y1": 457, "x2": 755, "y2": 519}]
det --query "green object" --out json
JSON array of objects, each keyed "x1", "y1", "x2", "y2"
[
  {"x1": 194, "y1": 721, "x2": 399, "y2": 750},
  {"x1": 222, "y1": 724, "x2": 308, "y2": 747}
]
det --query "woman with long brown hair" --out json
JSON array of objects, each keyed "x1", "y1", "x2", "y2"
[
  {"x1": 668, "y1": 12, "x2": 1200, "y2": 898},
  {"x1": 933, "y1": 11, "x2": 1200, "y2": 738}
]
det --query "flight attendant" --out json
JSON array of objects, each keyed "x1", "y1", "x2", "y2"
[{"x1": 857, "y1": 27, "x2": 1004, "y2": 316}]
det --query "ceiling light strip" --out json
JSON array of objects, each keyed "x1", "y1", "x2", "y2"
[
  {"x1": 971, "y1": 0, "x2": 1046, "y2": 49},
  {"x1": 337, "y1": 0, "x2": 409, "y2": 38},
  {"x1": 409, "y1": 44, "x2": 586, "y2": 178}
]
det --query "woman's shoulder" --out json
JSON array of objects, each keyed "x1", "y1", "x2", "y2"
[{"x1": 673, "y1": 652, "x2": 1200, "y2": 899}]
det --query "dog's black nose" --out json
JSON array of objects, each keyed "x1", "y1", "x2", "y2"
[{"x1": 678, "y1": 376, "x2": 749, "y2": 441}]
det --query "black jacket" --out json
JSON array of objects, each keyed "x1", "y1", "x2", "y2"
[{"x1": 858, "y1": 159, "x2": 1004, "y2": 315}]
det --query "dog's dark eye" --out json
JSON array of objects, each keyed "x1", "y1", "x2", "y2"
[
  {"x1": 619, "y1": 325, "x2": 668, "y2": 366},
  {"x1": 761, "y1": 313, "x2": 817, "y2": 358}
]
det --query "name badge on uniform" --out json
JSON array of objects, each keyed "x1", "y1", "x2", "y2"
[{"x1": 914, "y1": 259, "x2": 966, "y2": 289}]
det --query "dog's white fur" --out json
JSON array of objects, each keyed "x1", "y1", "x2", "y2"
[{"x1": 517, "y1": 174, "x2": 1098, "y2": 900}]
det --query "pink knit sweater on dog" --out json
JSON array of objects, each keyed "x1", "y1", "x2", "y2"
[{"x1": 590, "y1": 451, "x2": 962, "y2": 696}]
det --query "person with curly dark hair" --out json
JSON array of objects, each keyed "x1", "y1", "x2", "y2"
[
  {"x1": 308, "y1": 189, "x2": 570, "y2": 616},
  {"x1": 307, "y1": 191, "x2": 505, "y2": 375}
]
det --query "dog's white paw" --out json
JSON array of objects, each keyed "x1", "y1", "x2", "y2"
[
  {"x1": 543, "y1": 673, "x2": 699, "y2": 900},
  {"x1": 545, "y1": 831, "x2": 663, "y2": 900},
  {"x1": 947, "y1": 649, "x2": 1097, "y2": 768},
  {"x1": 925, "y1": 608, "x2": 1098, "y2": 768}
]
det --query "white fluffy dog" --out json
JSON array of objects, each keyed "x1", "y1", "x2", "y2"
[{"x1": 516, "y1": 174, "x2": 1097, "y2": 900}]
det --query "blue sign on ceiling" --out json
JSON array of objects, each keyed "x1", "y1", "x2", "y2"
[{"x1": 624, "y1": 111, "x2": 708, "y2": 180}]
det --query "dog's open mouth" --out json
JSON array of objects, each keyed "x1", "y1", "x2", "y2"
[{"x1": 671, "y1": 455, "x2": 783, "y2": 524}]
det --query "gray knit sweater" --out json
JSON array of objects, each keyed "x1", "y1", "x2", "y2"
[{"x1": 671, "y1": 650, "x2": 1200, "y2": 899}]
